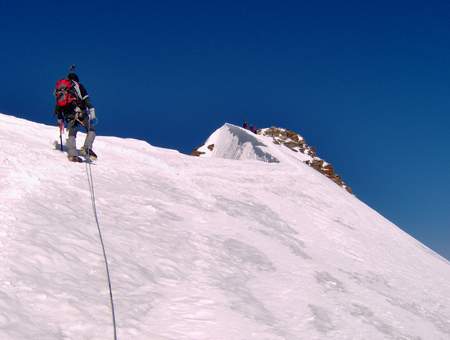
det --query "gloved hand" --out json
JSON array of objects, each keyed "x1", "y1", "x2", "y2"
[
  {"x1": 89, "y1": 108, "x2": 96, "y2": 120},
  {"x1": 74, "y1": 107, "x2": 82, "y2": 120}
]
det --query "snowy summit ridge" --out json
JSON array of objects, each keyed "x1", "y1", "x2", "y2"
[
  {"x1": 1, "y1": 113, "x2": 449, "y2": 340},
  {"x1": 193, "y1": 123, "x2": 351, "y2": 192}
]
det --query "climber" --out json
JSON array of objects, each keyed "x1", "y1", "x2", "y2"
[{"x1": 54, "y1": 71, "x2": 97, "y2": 162}]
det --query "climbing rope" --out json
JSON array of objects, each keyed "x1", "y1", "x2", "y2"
[{"x1": 85, "y1": 119, "x2": 118, "y2": 340}]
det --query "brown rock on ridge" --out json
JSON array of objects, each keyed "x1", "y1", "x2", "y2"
[
  {"x1": 261, "y1": 127, "x2": 352, "y2": 194},
  {"x1": 191, "y1": 148, "x2": 205, "y2": 157}
]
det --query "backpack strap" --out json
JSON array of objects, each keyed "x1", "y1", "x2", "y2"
[{"x1": 71, "y1": 80, "x2": 83, "y2": 101}]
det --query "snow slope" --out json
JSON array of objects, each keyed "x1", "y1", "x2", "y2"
[{"x1": 0, "y1": 113, "x2": 449, "y2": 340}]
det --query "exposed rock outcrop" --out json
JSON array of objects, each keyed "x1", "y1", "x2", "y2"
[
  {"x1": 260, "y1": 127, "x2": 352, "y2": 194},
  {"x1": 191, "y1": 148, "x2": 205, "y2": 157}
]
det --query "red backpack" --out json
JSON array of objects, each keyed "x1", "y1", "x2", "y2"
[{"x1": 54, "y1": 79, "x2": 78, "y2": 107}]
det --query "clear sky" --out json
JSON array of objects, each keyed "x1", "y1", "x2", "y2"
[{"x1": 1, "y1": 1, "x2": 449, "y2": 260}]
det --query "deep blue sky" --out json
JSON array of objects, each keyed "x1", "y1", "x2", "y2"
[{"x1": 1, "y1": 1, "x2": 449, "y2": 260}]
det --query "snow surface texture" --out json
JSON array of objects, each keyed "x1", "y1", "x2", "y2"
[{"x1": 0, "y1": 113, "x2": 449, "y2": 340}]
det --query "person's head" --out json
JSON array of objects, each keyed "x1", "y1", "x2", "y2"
[{"x1": 67, "y1": 73, "x2": 79, "y2": 82}]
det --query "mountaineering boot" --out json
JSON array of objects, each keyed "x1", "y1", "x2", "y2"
[
  {"x1": 68, "y1": 155, "x2": 83, "y2": 163},
  {"x1": 81, "y1": 130, "x2": 96, "y2": 159},
  {"x1": 66, "y1": 135, "x2": 78, "y2": 158},
  {"x1": 80, "y1": 147, "x2": 98, "y2": 160}
]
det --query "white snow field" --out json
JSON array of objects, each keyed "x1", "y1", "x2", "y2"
[{"x1": 0, "y1": 113, "x2": 449, "y2": 340}]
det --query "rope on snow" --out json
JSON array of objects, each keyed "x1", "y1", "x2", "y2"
[{"x1": 84, "y1": 121, "x2": 118, "y2": 340}]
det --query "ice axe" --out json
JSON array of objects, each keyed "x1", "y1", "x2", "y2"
[{"x1": 59, "y1": 120, "x2": 64, "y2": 151}]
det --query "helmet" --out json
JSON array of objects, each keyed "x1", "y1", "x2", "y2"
[{"x1": 67, "y1": 73, "x2": 79, "y2": 82}]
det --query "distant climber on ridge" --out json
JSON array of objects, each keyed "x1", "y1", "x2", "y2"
[
  {"x1": 242, "y1": 121, "x2": 258, "y2": 134},
  {"x1": 54, "y1": 68, "x2": 97, "y2": 162}
]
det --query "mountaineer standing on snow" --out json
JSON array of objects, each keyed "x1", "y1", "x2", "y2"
[{"x1": 54, "y1": 70, "x2": 97, "y2": 162}]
